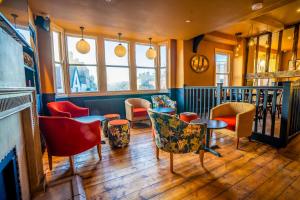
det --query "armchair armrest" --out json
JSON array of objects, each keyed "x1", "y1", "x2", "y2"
[
  {"x1": 49, "y1": 107, "x2": 71, "y2": 118},
  {"x1": 125, "y1": 100, "x2": 134, "y2": 121},
  {"x1": 68, "y1": 103, "x2": 89, "y2": 117},
  {"x1": 236, "y1": 108, "x2": 255, "y2": 137}
]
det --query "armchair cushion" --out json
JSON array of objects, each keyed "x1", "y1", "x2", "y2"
[
  {"x1": 151, "y1": 95, "x2": 177, "y2": 110},
  {"x1": 133, "y1": 107, "x2": 148, "y2": 117},
  {"x1": 214, "y1": 116, "x2": 236, "y2": 131}
]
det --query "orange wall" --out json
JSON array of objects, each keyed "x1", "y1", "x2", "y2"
[{"x1": 183, "y1": 39, "x2": 235, "y2": 86}]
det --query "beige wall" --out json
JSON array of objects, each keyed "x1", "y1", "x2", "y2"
[{"x1": 183, "y1": 39, "x2": 236, "y2": 86}]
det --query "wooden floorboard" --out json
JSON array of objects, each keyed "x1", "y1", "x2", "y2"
[{"x1": 41, "y1": 124, "x2": 300, "y2": 200}]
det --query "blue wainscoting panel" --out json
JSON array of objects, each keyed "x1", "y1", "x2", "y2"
[
  {"x1": 56, "y1": 92, "x2": 169, "y2": 118},
  {"x1": 174, "y1": 88, "x2": 185, "y2": 113}
]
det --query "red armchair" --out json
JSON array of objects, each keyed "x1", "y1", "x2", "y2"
[
  {"x1": 47, "y1": 101, "x2": 89, "y2": 118},
  {"x1": 39, "y1": 116, "x2": 101, "y2": 174}
]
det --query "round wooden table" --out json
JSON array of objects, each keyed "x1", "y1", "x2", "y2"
[{"x1": 191, "y1": 119, "x2": 228, "y2": 157}]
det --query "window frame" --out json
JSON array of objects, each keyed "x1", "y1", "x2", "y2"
[
  {"x1": 214, "y1": 49, "x2": 232, "y2": 86},
  {"x1": 104, "y1": 38, "x2": 131, "y2": 92},
  {"x1": 158, "y1": 42, "x2": 168, "y2": 91},
  {"x1": 51, "y1": 28, "x2": 169, "y2": 97},
  {"x1": 135, "y1": 42, "x2": 158, "y2": 91},
  {"x1": 51, "y1": 26, "x2": 66, "y2": 94},
  {"x1": 65, "y1": 33, "x2": 100, "y2": 94}
]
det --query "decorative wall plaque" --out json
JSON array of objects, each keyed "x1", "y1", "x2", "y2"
[{"x1": 190, "y1": 55, "x2": 209, "y2": 73}]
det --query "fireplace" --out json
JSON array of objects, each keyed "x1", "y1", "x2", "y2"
[{"x1": 0, "y1": 148, "x2": 21, "y2": 200}]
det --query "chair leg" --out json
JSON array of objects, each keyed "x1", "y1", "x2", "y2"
[
  {"x1": 48, "y1": 153, "x2": 52, "y2": 170},
  {"x1": 97, "y1": 144, "x2": 102, "y2": 160},
  {"x1": 156, "y1": 146, "x2": 159, "y2": 159},
  {"x1": 236, "y1": 137, "x2": 240, "y2": 149},
  {"x1": 170, "y1": 153, "x2": 174, "y2": 173},
  {"x1": 248, "y1": 136, "x2": 252, "y2": 142},
  {"x1": 199, "y1": 150, "x2": 204, "y2": 167},
  {"x1": 69, "y1": 156, "x2": 75, "y2": 175}
]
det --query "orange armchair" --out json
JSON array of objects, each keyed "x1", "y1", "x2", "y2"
[
  {"x1": 47, "y1": 101, "x2": 89, "y2": 118},
  {"x1": 39, "y1": 116, "x2": 101, "y2": 174}
]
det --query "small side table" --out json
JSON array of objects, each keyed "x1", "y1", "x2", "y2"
[{"x1": 191, "y1": 119, "x2": 227, "y2": 157}]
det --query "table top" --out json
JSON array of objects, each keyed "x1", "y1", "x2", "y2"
[
  {"x1": 152, "y1": 107, "x2": 175, "y2": 113},
  {"x1": 190, "y1": 119, "x2": 228, "y2": 129},
  {"x1": 74, "y1": 115, "x2": 106, "y2": 123}
]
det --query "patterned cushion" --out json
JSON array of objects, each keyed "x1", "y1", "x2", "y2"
[
  {"x1": 148, "y1": 109, "x2": 206, "y2": 154},
  {"x1": 133, "y1": 108, "x2": 148, "y2": 117}
]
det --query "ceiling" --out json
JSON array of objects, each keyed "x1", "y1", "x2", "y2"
[
  {"x1": 27, "y1": 0, "x2": 295, "y2": 41},
  {"x1": 218, "y1": 0, "x2": 300, "y2": 37}
]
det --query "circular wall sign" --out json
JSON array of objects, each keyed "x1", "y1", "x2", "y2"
[{"x1": 190, "y1": 55, "x2": 209, "y2": 73}]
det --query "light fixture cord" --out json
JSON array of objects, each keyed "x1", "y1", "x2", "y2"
[
  {"x1": 149, "y1": 37, "x2": 152, "y2": 48},
  {"x1": 118, "y1": 33, "x2": 122, "y2": 44},
  {"x1": 80, "y1": 26, "x2": 84, "y2": 39}
]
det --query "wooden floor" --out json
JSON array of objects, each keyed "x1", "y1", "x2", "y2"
[{"x1": 40, "y1": 124, "x2": 300, "y2": 200}]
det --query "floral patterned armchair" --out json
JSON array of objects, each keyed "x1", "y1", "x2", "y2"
[
  {"x1": 151, "y1": 95, "x2": 177, "y2": 111},
  {"x1": 148, "y1": 109, "x2": 206, "y2": 172}
]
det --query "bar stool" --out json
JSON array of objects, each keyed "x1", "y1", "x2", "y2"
[
  {"x1": 108, "y1": 119, "x2": 130, "y2": 148},
  {"x1": 103, "y1": 113, "x2": 120, "y2": 137},
  {"x1": 179, "y1": 112, "x2": 198, "y2": 123}
]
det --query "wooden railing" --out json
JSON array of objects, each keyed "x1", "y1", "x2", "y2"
[{"x1": 184, "y1": 82, "x2": 298, "y2": 147}]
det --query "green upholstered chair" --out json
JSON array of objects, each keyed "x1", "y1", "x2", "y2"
[
  {"x1": 148, "y1": 109, "x2": 206, "y2": 173},
  {"x1": 151, "y1": 95, "x2": 177, "y2": 111}
]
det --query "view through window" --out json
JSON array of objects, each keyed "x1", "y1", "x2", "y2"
[
  {"x1": 105, "y1": 40, "x2": 130, "y2": 91},
  {"x1": 66, "y1": 35, "x2": 98, "y2": 93},
  {"x1": 136, "y1": 44, "x2": 156, "y2": 90}
]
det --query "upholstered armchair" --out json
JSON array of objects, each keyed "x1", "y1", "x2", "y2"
[
  {"x1": 210, "y1": 102, "x2": 256, "y2": 149},
  {"x1": 39, "y1": 116, "x2": 101, "y2": 174},
  {"x1": 125, "y1": 98, "x2": 151, "y2": 127},
  {"x1": 47, "y1": 101, "x2": 89, "y2": 118},
  {"x1": 151, "y1": 95, "x2": 177, "y2": 111},
  {"x1": 148, "y1": 109, "x2": 206, "y2": 173}
]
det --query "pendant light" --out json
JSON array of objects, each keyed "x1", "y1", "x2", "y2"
[
  {"x1": 146, "y1": 37, "x2": 157, "y2": 60},
  {"x1": 76, "y1": 26, "x2": 90, "y2": 54},
  {"x1": 114, "y1": 33, "x2": 126, "y2": 57}
]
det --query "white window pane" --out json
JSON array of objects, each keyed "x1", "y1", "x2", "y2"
[
  {"x1": 106, "y1": 67, "x2": 130, "y2": 91},
  {"x1": 160, "y1": 68, "x2": 167, "y2": 90},
  {"x1": 55, "y1": 63, "x2": 64, "y2": 93},
  {"x1": 216, "y1": 74, "x2": 228, "y2": 86},
  {"x1": 137, "y1": 68, "x2": 156, "y2": 90},
  {"x1": 52, "y1": 32, "x2": 61, "y2": 62},
  {"x1": 135, "y1": 44, "x2": 155, "y2": 67},
  {"x1": 67, "y1": 36, "x2": 97, "y2": 65},
  {"x1": 216, "y1": 53, "x2": 228, "y2": 73},
  {"x1": 17, "y1": 28, "x2": 31, "y2": 46},
  {"x1": 160, "y1": 45, "x2": 167, "y2": 67},
  {"x1": 104, "y1": 40, "x2": 128, "y2": 66},
  {"x1": 69, "y1": 65, "x2": 98, "y2": 93}
]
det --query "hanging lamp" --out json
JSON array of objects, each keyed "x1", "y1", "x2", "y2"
[
  {"x1": 76, "y1": 26, "x2": 90, "y2": 54},
  {"x1": 146, "y1": 37, "x2": 157, "y2": 59},
  {"x1": 114, "y1": 33, "x2": 126, "y2": 57}
]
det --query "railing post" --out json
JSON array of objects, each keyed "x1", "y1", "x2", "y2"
[
  {"x1": 216, "y1": 83, "x2": 223, "y2": 105},
  {"x1": 280, "y1": 81, "x2": 292, "y2": 147}
]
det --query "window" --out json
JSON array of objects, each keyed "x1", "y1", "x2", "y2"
[
  {"x1": 51, "y1": 31, "x2": 64, "y2": 93},
  {"x1": 159, "y1": 45, "x2": 167, "y2": 90},
  {"x1": 16, "y1": 27, "x2": 31, "y2": 46},
  {"x1": 215, "y1": 52, "x2": 230, "y2": 86},
  {"x1": 104, "y1": 40, "x2": 130, "y2": 91},
  {"x1": 66, "y1": 35, "x2": 98, "y2": 93},
  {"x1": 135, "y1": 44, "x2": 156, "y2": 90}
]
